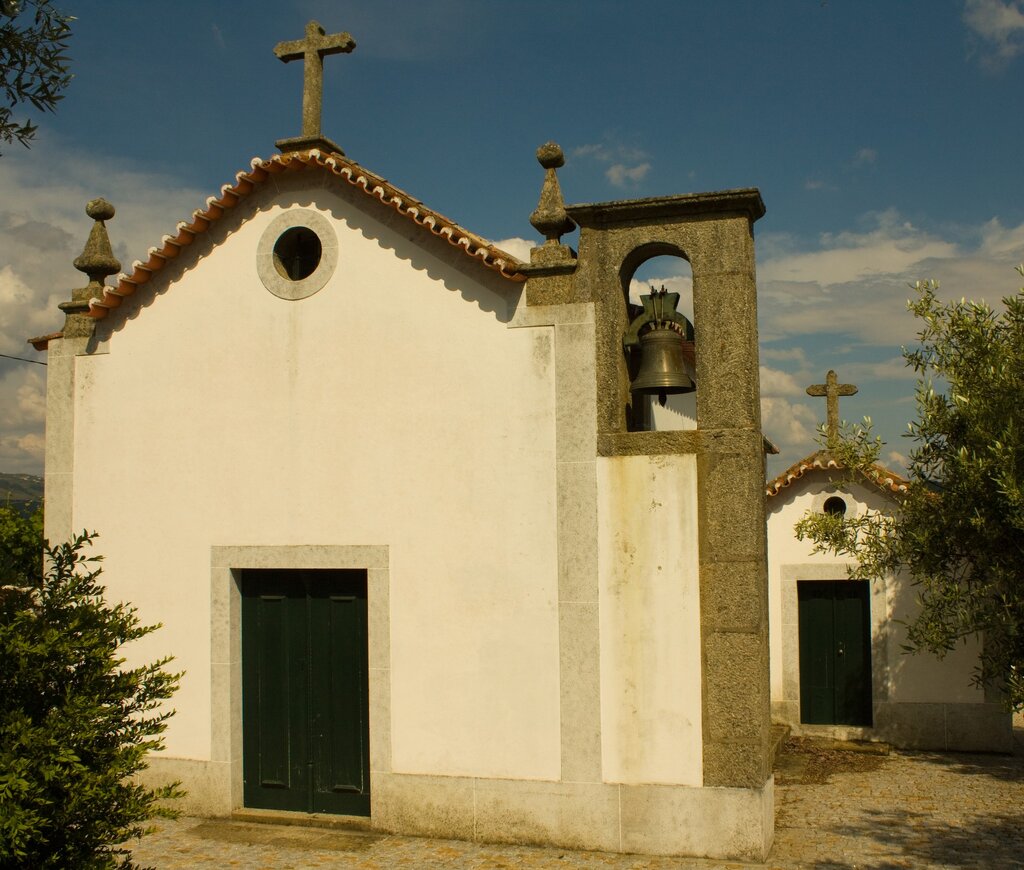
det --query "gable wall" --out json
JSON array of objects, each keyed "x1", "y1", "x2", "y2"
[
  {"x1": 766, "y1": 472, "x2": 1011, "y2": 750},
  {"x1": 68, "y1": 186, "x2": 561, "y2": 779}
]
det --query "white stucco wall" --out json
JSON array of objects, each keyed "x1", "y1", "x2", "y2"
[
  {"x1": 597, "y1": 454, "x2": 702, "y2": 786},
  {"x1": 649, "y1": 391, "x2": 697, "y2": 431},
  {"x1": 766, "y1": 472, "x2": 984, "y2": 714},
  {"x1": 69, "y1": 185, "x2": 561, "y2": 780}
]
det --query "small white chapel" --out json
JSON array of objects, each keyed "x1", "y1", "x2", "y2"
[
  {"x1": 31, "y1": 21, "x2": 778, "y2": 861},
  {"x1": 765, "y1": 371, "x2": 1011, "y2": 752}
]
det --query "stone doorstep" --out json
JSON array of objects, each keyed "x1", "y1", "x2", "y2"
[
  {"x1": 791, "y1": 721, "x2": 895, "y2": 751},
  {"x1": 190, "y1": 819, "x2": 383, "y2": 854},
  {"x1": 825, "y1": 738, "x2": 892, "y2": 755},
  {"x1": 783, "y1": 733, "x2": 892, "y2": 756},
  {"x1": 230, "y1": 807, "x2": 374, "y2": 833}
]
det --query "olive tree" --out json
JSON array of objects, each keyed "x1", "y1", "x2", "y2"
[
  {"x1": 0, "y1": 0, "x2": 72, "y2": 152},
  {"x1": 796, "y1": 269, "x2": 1024, "y2": 710}
]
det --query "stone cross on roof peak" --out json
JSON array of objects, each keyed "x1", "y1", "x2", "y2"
[
  {"x1": 806, "y1": 369, "x2": 858, "y2": 449},
  {"x1": 274, "y1": 20, "x2": 355, "y2": 156}
]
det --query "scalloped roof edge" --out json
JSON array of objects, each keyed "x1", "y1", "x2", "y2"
[
  {"x1": 765, "y1": 449, "x2": 910, "y2": 498},
  {"x1": 30, "y1": 149, "x2": 527, "y2": 350}
]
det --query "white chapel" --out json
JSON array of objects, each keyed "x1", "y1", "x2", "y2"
[{"x1": 33, "y1": 20, "x2": 781, "y2": 861}]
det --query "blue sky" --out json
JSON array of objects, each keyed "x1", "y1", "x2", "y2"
[{"x1": 1, "y1": 0, "x2": 1023, "y2": 475}]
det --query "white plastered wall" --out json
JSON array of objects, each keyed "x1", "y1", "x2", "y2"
[
  {"x1": 597, "y1": 454, "x2": 702, "y2": 786},
  {"x1": 69, "y1": 184, "x2": 561, "y2": 781}
]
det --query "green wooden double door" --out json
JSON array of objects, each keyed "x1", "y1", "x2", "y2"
[
  {"x1": 242, "y1": 569, "x2": 370, "y2": 816},
  {"x1": 798, "y1": 580, "x2": 872, "y2": 726}
]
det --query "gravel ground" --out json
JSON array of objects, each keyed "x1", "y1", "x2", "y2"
[{"x1": 129, "y1": 731, "x2": 1024, "y2": 869}]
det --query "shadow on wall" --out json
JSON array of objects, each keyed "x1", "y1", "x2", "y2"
[
  {"x1": 94, "y1": 172, "x2": 520, "y2": 345},
  {"x1": 324, "y1": 181, "x2": 519, "y2": 324}
]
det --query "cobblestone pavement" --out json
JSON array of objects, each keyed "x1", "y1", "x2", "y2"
[{"x1": 131, "y1": 732, "x2": 1024, "y2": 869}]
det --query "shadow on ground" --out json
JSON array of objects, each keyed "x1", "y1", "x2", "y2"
[
  {"x1": 772, "y1": 733, "x2": 1024, "y2": 870},
  {"x1": 900, "y1": 749, "x2": 1024, "y2": 783},
  {"x1": 827, "y1": 808, "x2": 1024, "y2": 869}
]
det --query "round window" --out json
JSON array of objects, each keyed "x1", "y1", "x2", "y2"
[
  {"x1": 273, "y1": 227, "x2": 322, "y2": 281},
  {"x1": 257, "y1": 209, "x2": 338, "y2": 301},
  {"x1": 823, "y1": 496, "x2": 847, "y2": 517}
]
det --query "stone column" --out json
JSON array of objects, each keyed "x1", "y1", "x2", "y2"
[{"x1": 691, "y1": 214, "x2": 771, "y2": 788}]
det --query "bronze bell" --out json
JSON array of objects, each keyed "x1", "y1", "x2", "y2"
[{"x1": 631, "y1": 324, "x2": 695, "y2": 406}]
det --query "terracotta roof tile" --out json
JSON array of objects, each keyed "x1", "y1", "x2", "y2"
[
  {"x1": 29, "y1": 149, "x2": 526, "y2": 348},
  {"x1": 765, "y1": 449, "x2": 909, "y2": 498}
]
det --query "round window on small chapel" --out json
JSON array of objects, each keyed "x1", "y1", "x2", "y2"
[
  {"x1": 273, "y1": 226, "x2": 323, "y2": 281},
  {"x1": 823, "y1": 496, "x2": 847, "y2": 517}
]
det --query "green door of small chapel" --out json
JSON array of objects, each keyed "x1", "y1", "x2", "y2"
[
  {"x1": 242, "y1": 569, "x2": 370, "y2": 816},
  {"x1": 797, "y1": 580, "x2": 872, "y2": 726}
]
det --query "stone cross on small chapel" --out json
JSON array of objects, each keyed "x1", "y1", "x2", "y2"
[
  {"x1": 274, "y1": 20, "x2": 355, "y2": 155},
  {"x1": 806, "y1": 370, "x2": 858, "y2": 448}
]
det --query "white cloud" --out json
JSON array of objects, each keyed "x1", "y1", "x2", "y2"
[
  {"x1": 211, "y1": 22, "x2": 227, "y2": 51},
  {"x1": 0, "y1": 368, "x2": 46, "y2": 474},
  {"x1": 976, "y1": 216, "x2": 1024, "y2": 256},
  {"x1": 628, "y1": 272, "x2": 693, "y2": 306},
  {"x1": 964, "y1": 0, "x2": 1024, "y2": 69},
  {"x1": 492, "y1": 236, "x2": 533, "y2": 262},
  {"x1": 836, "y1": 357, "x2": 913, "y2": 383},
  {"x1": 757, "y1": 210, "x2": 1024, "y2": 345},
  {"x1": 573, "y1": 138, "x2": 652, "y2": 189},
  {"x1": 852, "y1": 147, "x2": 877, "y2": 166},
  {"x1": 756, "y1": 211, "x2": 1024, "y2": 474},
  {"x1": 761, "y1": 397, "x2": 819, "y2": 458},
  {"x1": 760, "y1": 366, "x2": 805, "y2": 397},
  {"x1": 886, "y1": 450, "x2": 909, "y2": 469},
  {"x1": 0, "y1": 134, "x2": 209, "y2": 473},
  {"x1": 0, "y1": 431, "x2": 44, "y2": 474},
  {"x1": 761, "y1": 346, "x2": 811, "y2": 367},
  {"x1": 572, "y1": 142, "x2": 648, "y2": 164},
  {"x1": 606, "y1": 162, "x2": 650, "y2": 188}
]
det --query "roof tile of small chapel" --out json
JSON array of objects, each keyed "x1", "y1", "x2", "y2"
[
  {"x1": 29, "y1": 149, "x2": 525, "y2": 349},
  {"x1": 765, "y1": 448, "x2": 910, "y2": 498}
]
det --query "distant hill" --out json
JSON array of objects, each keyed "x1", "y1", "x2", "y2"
[{"x1": 0, "y1": 473, "x2": 43, "y2": 506}]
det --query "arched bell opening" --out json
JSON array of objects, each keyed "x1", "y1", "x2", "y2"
[{"x1": 619, "y1": 247, "x2": 697, "y2": 433}]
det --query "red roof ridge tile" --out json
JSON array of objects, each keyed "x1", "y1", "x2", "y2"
[
  {"x1": 765, "y1": 448, "x2": 910, "y2": 498},
  {"x1": 29, "y1": 149, "x2": 527, "y2": 348}
]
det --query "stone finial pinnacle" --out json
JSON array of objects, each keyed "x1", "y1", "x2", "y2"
[
  {"x1": 536, "y1": 141, "x2": 565, "y2": 171},
  {"x1": 60, "y1": 198, "x2": 121, "y2": 337},
  {"x1": 72, "y1": 198, "x2": 120, "y2": 285},
  {"x1": 84, "y1": 197, "x2": 115, "y2": 222},
  {"x1": 530, "y1": 141, "x2": 575, "y2": 246}
]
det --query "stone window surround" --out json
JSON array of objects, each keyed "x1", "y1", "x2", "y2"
[{"x1": 256, "y1": 208, "x2": 339, "y2": 300}]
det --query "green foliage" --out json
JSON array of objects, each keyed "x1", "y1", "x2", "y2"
[
  {"x1": 0, "y1": 502, "x2": 42, "y2": 585},
  {"x1": 0, "y1": 531, "x2": 182, "y2": 869},
  {"x1": 0, "y1": 0, "x2": 73, "y2": 152},
  {"x1": 796, "y1": 270, "x2": 1024, "y2": 710}
]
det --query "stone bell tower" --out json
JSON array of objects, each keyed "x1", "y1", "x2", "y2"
[{"x1": 517, "y1": 143, "x2": 772, "y2": 858}]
